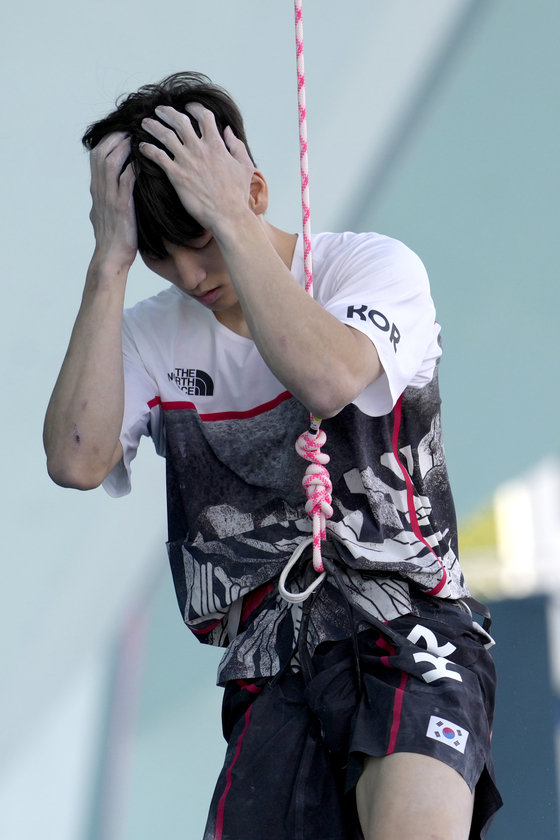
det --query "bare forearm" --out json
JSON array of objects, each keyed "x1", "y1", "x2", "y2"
[
  {"x1": 216, "y1": 214, "x2": 381, "y2": 418},
  {"x1": 44, "y1": 260, "x2": 127, "y2": 489}
]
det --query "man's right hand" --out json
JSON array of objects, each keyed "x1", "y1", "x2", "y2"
[
  {"x1": 43, "y1": 133, "x2": 138, "y2": 490},
  {"x1": 89, "y1": 132, "x2": 137, "y2": 270}
]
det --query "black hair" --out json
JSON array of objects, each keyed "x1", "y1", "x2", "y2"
[{"x1": 82, "y1": 72, "x2": 255, "y2": 258}]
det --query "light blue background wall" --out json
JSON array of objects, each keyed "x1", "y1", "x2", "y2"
[
  {"x1": 121, "y1": 578, "x2": 224, "y2": 840},
  {"x1": 355, "y1": 0, "x2": 560, "y2": 517}
]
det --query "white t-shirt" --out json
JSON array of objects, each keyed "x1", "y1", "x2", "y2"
[{"x1": 104, "y1": 231, "x2": 441, "y2": 498}]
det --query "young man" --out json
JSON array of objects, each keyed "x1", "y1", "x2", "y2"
[{"x1": 44, "y1": 72, "x2": 501, "y2": 839}]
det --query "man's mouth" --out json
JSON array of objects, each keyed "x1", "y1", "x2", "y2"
[{"x1": 193, "y1": 288, "x2": 220, "y2": 306}]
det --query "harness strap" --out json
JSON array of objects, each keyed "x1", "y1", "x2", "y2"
[
  {"x1": 296, "y1": 560, "x2": 325, "y2": 685},
  {"x1": 462, "y1": 596, "x2": 493, "y2": 633},
  {"x1": 227, "y1": 597, "x2": 244, "y2": 643}
]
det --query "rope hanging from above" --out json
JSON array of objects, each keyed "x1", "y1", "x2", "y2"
[
  {"x1": 294, "y1": 0, "x2": 312, "y2": 296},
  {"x1": 293, "y1": 0, "x2": 332, "y2": 577}
]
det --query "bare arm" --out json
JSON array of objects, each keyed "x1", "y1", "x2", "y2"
[
  {"x1": 43, "y1": 133, "x2": 136, "y2": 488},
  {"x1": 140, "y1": 105, "x2": 383, "y2": 419},
  {"x1": 215, "y1": 215, "x2": 382, "y2": 418}
]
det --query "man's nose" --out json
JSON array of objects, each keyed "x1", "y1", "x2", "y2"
[{"x1": 175, "y1": 254, "x2": 207, "y2": 290}]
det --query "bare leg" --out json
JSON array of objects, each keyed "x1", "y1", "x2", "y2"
[{"x1": 356, "y1": 752, "x2": 474, "y2": 840}]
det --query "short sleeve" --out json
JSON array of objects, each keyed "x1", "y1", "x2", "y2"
[
  {"x1": 102, "y1": 318, "x2": 163, "y2": 497},
  {"x1": 318, "y1": 234, "x2": 442, "y2": 417}
]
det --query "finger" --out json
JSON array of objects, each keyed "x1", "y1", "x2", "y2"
[
  {"x1": 93, "y1": 131, "x2": 128, "y2": 160},
  {"x1": 184, "y1": 102, "x2": 220, "y2": 140},
  {"x1": 90, "y1": 135, "x2": 130, "y2": 186},
  {"x1": 138, "y1": 141, "x2": 174, "y2": 174},
  {"x1": 106, "y1": 134, "x2": 131, "y2": 160},
  {"x1": 223, "y1": 126, "x2": 250, "y2": 163},
  {"x1": 105, "y1": 138, "x2": 132, "y2": 187},
  {"x1": 90, "y1": 136, "x2": 131, "y2": 198},
  {"x1": 119, "y1": 160, "x2": 136, "y2": 190},
  {"x1": 153, "y1": 106, "x2": 199, "y2": 142},
  {"x1": 222, "y1": 125, "x2": 238, "y2": 156},
  {"x1": 110, "y1": 136, "x2": 132, "y2": 170},
  {"x1": 141, "y1": 117, "x2": 184, "y2": 155}
]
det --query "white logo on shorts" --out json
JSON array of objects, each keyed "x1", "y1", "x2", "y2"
[
  {"x1": 426, "y1": 716, "x2": 469, "y2": 754},
  {"x1": 407, "y1": 624, "x2": 463, "y2": 684},
  {"x1": 407, "y1": 624, "x2": 457, "y2": 658}
]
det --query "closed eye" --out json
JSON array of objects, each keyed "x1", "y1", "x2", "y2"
[{"x1": 193, "y1": 236, "x2": 214, "y2": 251}]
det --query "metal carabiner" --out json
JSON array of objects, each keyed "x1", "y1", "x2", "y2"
[{"x1": 278, "y1": 536, "x2": 327, "y2": 603}]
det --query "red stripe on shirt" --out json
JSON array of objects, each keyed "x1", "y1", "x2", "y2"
[
  {"x1": 147, "y1": 390, "x2": 292, "y2": 420},
  {"x1": 240, "y1": 583, "x2": 275, "y2": 627},
  {"x1": 235, "y1": 680, "x2": 263, "y2": 696},
  {"x1": 189, "y1": 618, "x2": 224, "y2": 636},
  {"x1": 391, "y1": 395, "x2": 447, "y2": 596}
]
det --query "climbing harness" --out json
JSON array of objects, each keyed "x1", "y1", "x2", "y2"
[
  {"x1": 290, "y1": 0, "x2": 333, "y2": 590},
  {"x1": 277, "y1": 536, "x2": 407, "y2": 694}
]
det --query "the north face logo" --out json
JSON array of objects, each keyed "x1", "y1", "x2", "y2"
[{"x1": 168, "y1": 368, "x2": 214, "y2": 396}]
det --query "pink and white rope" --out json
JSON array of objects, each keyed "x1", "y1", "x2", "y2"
[
  {"x1": 295, "y1": 428, "x2": 333, "y2": 572},
  {"x1": 294, "y1": 0, "x2": 313, "y2": 296},
  {"x1": 293, "y1": 0, "x2": 332, "y2": 575}
]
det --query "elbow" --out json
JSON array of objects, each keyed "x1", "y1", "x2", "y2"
[
  {"x1": 307, "y1": 399, "x2": 345, "y2": 421},
  {"x1": 304, "y1": 371, "x2": 373, "y2": 420},
  {"x1": 305, "y1": 387, "x2": 356, "y2": 421},
  {"x1": 46, "y1": 457, "x2": 105, "y2": 491},
  {"x1": 304, "y1": 356, "x2": 383, "y2": 419}
]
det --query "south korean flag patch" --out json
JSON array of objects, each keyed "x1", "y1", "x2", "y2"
[{"x1": 426, "y1": 716, "x2": 469, "y2": 754}]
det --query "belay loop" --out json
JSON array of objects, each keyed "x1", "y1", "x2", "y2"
[{"x1": 295, "y1": 416, "x2": 333, "y2": 573}]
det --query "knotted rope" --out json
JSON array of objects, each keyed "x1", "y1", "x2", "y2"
[{"x1": 295, "y1": 421, "x2": 333, "y2": 572}]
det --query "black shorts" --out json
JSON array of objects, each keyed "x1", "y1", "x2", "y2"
[{"x1": 203, "y1": 593, "x2": 502, "y2": 840}]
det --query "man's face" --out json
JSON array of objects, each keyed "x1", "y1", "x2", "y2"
[{"x1": 141, "y1": 232, "x2": 239, "y2": 313}]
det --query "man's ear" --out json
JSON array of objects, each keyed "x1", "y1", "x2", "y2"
[{"x1": 249, "y1": 170, "x2": 269, "y2": 216}]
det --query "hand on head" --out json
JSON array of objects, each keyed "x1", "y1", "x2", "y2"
[
  {"x1": 139, "y1": 103, "x2": 259, "y2": 237},
  {"x1": 88, "y1": 132, "x2": 138, "y2": 270}
]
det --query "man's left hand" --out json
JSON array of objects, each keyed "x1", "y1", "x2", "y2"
[{"x1": 139, "y1": 104, "x2": 255, "y2": 234}]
